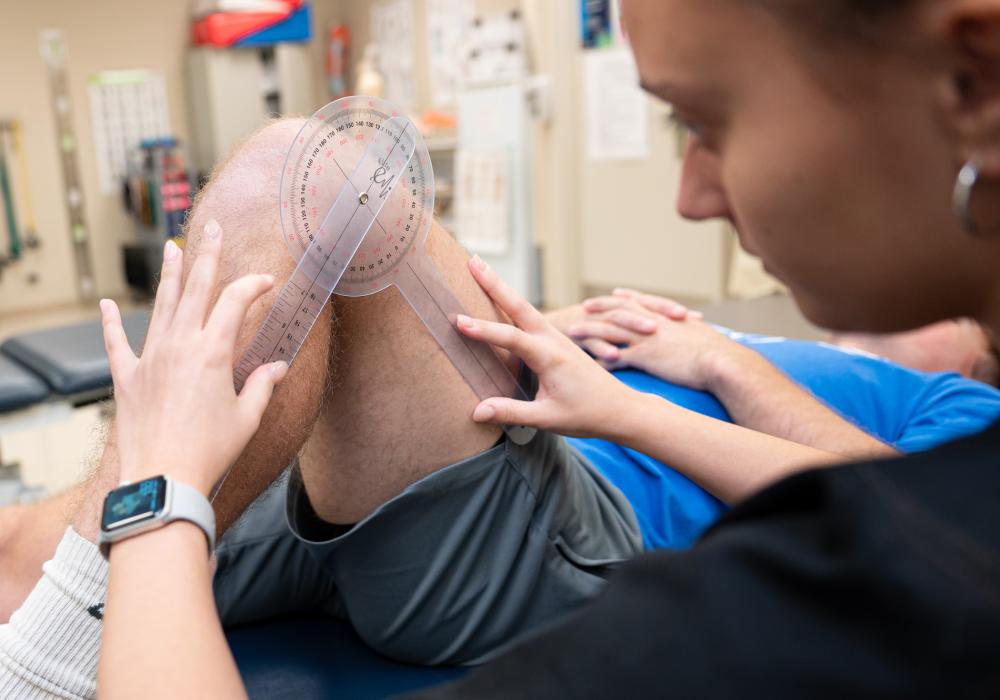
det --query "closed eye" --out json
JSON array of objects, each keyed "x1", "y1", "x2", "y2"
[{"x1": 667, "y1": 109, "x2": 703, "y2": 138}]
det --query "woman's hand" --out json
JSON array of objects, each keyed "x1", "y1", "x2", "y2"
[
  {"x1": 566, "y1": 289, "x2": 751, "y2": 392},
  {"x1": 551, "y1": 289, "x2": 699, "y2": 363},
  {"x1": 100, "y1": 220, "x2": 288, "y2": 497},
  {"x1": 457, "y1": 257, "x2": 642, "y2": 438}
]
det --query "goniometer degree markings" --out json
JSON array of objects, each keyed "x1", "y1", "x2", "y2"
[
  {"x1": 304, "y1": 122, "x2": 415, "y2": 283},
  {"x1": 259, "y1": 123, "x2": 413, "y2": 368}
]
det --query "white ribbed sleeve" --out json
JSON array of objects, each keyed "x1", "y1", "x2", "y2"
[{"x1": 0, "y1": 527, "x2": 107, "y2": 699}]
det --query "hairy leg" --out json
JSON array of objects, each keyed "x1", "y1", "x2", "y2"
[
  {"x1": 0, "y1": 492, "x2": 74, "y2": 620},
  {"x1": 182, "y1": 120, "x2": 333, "y2": 533},
  {"x1": 299, "y1": 220, "x2": 513, "y2": 524},
  {"x1": 0, "y1": 119, "x2": 332, "y2": 620}
]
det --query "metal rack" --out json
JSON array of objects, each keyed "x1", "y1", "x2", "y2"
[{"x1": 121, "y1": 138, "x2": 195, "y2": 297}]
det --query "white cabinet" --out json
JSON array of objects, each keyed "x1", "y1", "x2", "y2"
[{"x1": 187, "y1": 44, "x2": 315, "y2": 174}]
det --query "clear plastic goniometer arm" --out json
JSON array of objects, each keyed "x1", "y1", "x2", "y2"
[
  {"x1": 220, "y1": 119, "x2": 415, "y2": 502},
  {"x1": 395, "y1": 253, "x2": 537, "y2": 445},
  {"x1": 232, "y1": 118, "x2": 416, "y2": 392}
]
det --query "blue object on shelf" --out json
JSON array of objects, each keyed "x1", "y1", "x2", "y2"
[
  {"x1": 139, "y1": 137, "x2": 178, "y2": 149},
  {"x1": 235, "y1": 3, "x2": 312, "y2": 46}
]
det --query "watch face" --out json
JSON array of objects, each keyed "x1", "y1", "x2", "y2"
[{"x1": 101, "y1": 476, "x2": 167, "y2": 531}]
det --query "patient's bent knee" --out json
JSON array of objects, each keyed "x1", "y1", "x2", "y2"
[{"x1": 183, "y1": 118, "x2": 309, "y2": 277}]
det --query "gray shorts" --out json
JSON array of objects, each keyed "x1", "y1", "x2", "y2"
[{"x1": 212, "y1": 430, "x2": 643, "y2": 666}]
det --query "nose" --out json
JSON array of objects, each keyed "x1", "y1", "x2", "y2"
[{"x1": 676, "y1": 139, "x2": 730, "y2": 222}]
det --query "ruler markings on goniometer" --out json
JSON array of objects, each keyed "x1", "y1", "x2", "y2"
[{"x1": 231, "y1": 118, "x2": 415, "y2": 391}]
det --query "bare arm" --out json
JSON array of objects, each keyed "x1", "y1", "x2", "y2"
[
  {"x1": 0, "y1": 495, "x2": 72, "y2": 622},
  {"x1": 459, "y1": 259, "x2": 844, "y2": 504},
  {"x1": 606, "y1": 390, "x2": 848, "y2": 503},
  {"x1": 703, "y1": 343, "x2": 897, "y2": 459},
  {"x1": 101, "y1": 523, "x2": 246, "y2": 700},
  {"x1": 564, "y1": 289, "x2": 897, "y2": 460}
]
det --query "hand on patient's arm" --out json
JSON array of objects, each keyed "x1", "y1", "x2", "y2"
[
  {"x1": 543, "y1": 304, "x2": 586, "y2": 337},
  {"x1": 568, "y1": 290, "x2": 729, "y2": 390},
  {"x1": 98, "y1": 221, "x2": 282, "y2": 699},
  {"x1": 571, "y1": 290, "x2": 898, "y2": 461},
  {"x1": 457, "y1": 258, "x2": 846, "y2": 504},
  {"x1": 552, "y1": 291, "x2": 698, "y2": 363}
]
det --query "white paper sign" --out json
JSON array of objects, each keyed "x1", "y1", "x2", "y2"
[
  {"x1": 454, "y1": 147, "x2": 511, "y2": 255},
  {"x1": 584, "y1": 48, "x2": 649, "y2": 161},
  {"x1": 427, "y1": 0, "x2": 473, "y2": 107},
  {"x1": 371, "y1": 0, "x2": 416, "y2": 110},
  {"x1": 463, "y1": 11, "x2": 527, "y2": 87},
  {"x1": 88, "y1": 70, "x2": 171, "y2": 194}
]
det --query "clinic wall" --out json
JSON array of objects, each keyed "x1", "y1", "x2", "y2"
[
  {"x1": 522, "y1": 0, "x2": 583, "y2": 308},
  {"x1": 329, "y1": 0, "x2": 522, "y2": 111},
  {"x1": 0, "y1": 0, "x2": 193, "y2": 315},
  {"x1": 0, "y1": 1, "x2": 340, "y2": 318},
  {"x1": 324, "y1": 0, "x2": 582, "y2": 309}
]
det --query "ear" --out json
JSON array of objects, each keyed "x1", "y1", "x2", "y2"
[{"x1": 934, "y1": 0, "x2": 1000, "y2": 176}]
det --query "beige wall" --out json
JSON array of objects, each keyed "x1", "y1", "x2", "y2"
[
  {"x1": 0, "y1": 0, "x2": 733, "y2": 319},
  {"x1": 324, "y1": 0, "x2": 581, "y2": 308},
  {"x1": 307, "y1": 0, "x2": 344, "y2": 108},
  {"x1": 0, "y1": 0, "x2": 193, "y2": 314},
  {"x1": 0, "y1": 0, "x2": 342, "y2": 317},
  {"x1": 0, "y1": 0, "x2": 575, "y2": 317},
  {"x1": 522, "y1": 0, "x2": 582, "y2": 308}
]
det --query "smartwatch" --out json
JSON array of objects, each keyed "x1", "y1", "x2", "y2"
[{"x1": 98, "y1": 475, "x2": 216, "y2": 558}]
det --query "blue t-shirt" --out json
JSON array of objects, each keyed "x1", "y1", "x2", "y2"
[{"x1": 567, "y1": 332, "x2": 1000, "y2": 551}]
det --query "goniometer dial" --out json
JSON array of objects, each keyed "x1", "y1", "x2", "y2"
[{"x1": 279, "y1": 95, "x2": 436, "y2": 297}]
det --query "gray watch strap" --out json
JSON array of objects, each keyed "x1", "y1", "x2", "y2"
[{"x1": 167, "y1": 479, "x2": 216, "y2": 553}]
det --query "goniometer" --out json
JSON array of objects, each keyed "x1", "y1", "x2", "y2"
[{"x1": 232, "y1": 96, "x2": 535, "y2": 447}]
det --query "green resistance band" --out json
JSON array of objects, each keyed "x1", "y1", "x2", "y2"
[{"x1": 0, "y1": 138, "x2": 21, "y2": 260}]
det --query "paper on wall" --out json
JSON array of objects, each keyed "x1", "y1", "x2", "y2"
[
  {"x1": 462, "y1": 11, "x2": 528, "y2": 87},
  {"x1": 427, "y1": 0, "x2": 473, "y2": 107},
  {"x1": 88, "y1": 70, "x2": 171, "y2": 194},
  {"x1": 584, "y1": 48, "x2": 649, "y2": 161},
  {"x1": 370, "y1": 0, "x2": 416, "y2": 110},
  {"x1": 454, "y1": 147, "x2": 511, "y2": 255}
]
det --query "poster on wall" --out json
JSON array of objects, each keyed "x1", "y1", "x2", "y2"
[
  {"x1": 427, "y1": 0, "x2": 473, "y2": 107},
  {"x1": 88, "y1": 70, "x2": 171, "y2": 195},
  {"x1": 584, "y1": 48, "x2": 649, "y2": 160},
  {"x1": 580, "y1": 0, "x2": 613, "y2": 48},
  {"x1": 370, "y1": 0, "x2": 416, "y2": 110},
  {"x1": 454, "y1": 147, "x2": 511, "y2": 255},
  {"x1": 462, "y1": 11, "x2": 528, "y2": 87}
]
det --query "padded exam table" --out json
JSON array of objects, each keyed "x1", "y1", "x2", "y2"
[
  {"x1": 1, "y1": 312, "x2": 150, "y2": 400},
  {"x1": 0, "y1": 354, "x2": 48, "y2": 414},
  {"x1": 0, "y1": 312, "x2": 466, "y2": 698}
]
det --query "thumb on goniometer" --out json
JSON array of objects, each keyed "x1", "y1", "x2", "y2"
[{"x1": 239, "y1": 361, "x2": 289, "y2": 430}]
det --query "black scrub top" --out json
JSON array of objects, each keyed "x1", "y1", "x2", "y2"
[{"x1": 407, "y1": 419, "x2": 1000, "y2": 699}]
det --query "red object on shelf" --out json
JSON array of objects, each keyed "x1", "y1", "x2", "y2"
[{"x1": 192, "y1": 2, "x2": 301, "y2": 47}]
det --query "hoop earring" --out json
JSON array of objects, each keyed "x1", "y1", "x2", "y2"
[{"x1": 953, "y1": 160, "x2": 981, "y2": 235}]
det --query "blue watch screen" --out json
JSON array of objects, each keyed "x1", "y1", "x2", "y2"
[{"x1": 101, "y1": 476, "x2": 167, "y2": 531}]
